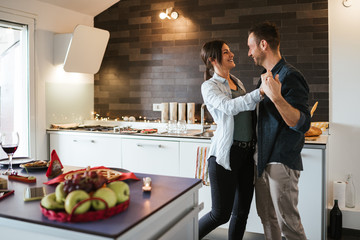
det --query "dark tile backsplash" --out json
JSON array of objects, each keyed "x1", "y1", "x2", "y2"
[{"x1": 94, "y1": 0, "x2": 328, "y2": 123}]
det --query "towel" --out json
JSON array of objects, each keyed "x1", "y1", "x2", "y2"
[{"x1": 195, "y1": 146, "x2": 210, "y2": 186}]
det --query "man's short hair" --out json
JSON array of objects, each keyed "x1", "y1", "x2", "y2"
[{"x1": 248, "y1": 21, "x2": 280, "y2": 51}]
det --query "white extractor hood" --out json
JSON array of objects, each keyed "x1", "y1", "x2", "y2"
[{"x1": 54, "y1": 25, "x2": 110, "y2": 74}]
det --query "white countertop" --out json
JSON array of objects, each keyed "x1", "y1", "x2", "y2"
[{"x1": 49, "y1": 119, "x2": 329, "y2": 146}]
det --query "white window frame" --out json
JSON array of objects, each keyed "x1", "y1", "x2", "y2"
[{"x1": 0, "y1": 9, "x2": 36, "y2": 158}]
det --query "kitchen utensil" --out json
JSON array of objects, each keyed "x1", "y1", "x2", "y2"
[
  {"x1": 178, "y1": 103, "x2": 186, "y2": 121},
  {"x1": 161, "y1": 103, "x2": 169, "y2": 123},
  {"x1": 169, "y1": 102, "x2": 177, "y2": 121},
  {"x1": 187, "y1": 103, "x2": 195, "y2": 124}
]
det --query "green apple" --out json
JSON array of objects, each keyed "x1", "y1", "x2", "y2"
[
  {"x1": 55, "y1": 182, "x2": 66, "y2": 203},
  {"x1": 91, "y1": 187, "x2": 117, "y2": 210},
  {"x1": 41, "y1": 193, "x2": 65, "y2": 210},
  {"x1": 64, "y1": 190, "x2": 91, "y2": 214},
  {"x1": 107, "y1": 181, "x2": 130, "y2": 204}
]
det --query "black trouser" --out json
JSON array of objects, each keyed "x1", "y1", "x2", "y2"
[{"x1": 199, "y1": 144, "x2": 255, "y2": 240}]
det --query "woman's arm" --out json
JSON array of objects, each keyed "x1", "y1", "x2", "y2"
[{"x1": 202, "y1": 80, "x2": 262, "y2": 116}]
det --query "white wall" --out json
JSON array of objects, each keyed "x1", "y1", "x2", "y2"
[
  {"x1": 0, "y1": 0, "x2": 94, "y2": 159},
  {"x1": 329, "y1": 0, "x2": 360, "y2": 229}
]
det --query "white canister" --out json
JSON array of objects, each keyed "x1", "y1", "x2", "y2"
[
  {"x1": 169, "y1": 102, "x2": 177, "y2": 121},
  {"x1": 187, "y1": 102, "x2": 195, "y2": 124},
  {"x1": 161, "y1": 103, "x2": 169, "y2": 123},
  {"x1": 178, "y1": 103, "x2": 186, "y2": 121}
]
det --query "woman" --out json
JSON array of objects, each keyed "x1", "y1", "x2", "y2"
[{"x1": 199, "y1": 40, "x2": 263, "y2": 239}]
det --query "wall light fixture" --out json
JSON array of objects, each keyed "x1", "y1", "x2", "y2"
[
  {"x1": 343, "y1": 0, "x2": 352, "y2": 7},
  {"x1": 159, "y1": 7, "x2": 179, "y2": 20}
]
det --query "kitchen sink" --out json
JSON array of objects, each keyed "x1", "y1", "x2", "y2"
[
  {"x1": 192, "y1": 131, "x2": 214, "y2": 138},
  {"x1": 153, "y1": 129, "x2": 213, "y2": 138}
]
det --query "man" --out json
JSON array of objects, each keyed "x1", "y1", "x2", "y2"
[{"x1": 247, "y1": 21, "x2": 311, "y2": 240}]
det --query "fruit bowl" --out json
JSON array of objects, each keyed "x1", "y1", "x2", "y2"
[
  {"x1": 40, "y1": 197, "x2": 130, "y2": 222},
  {"x1": 64, "y1": 168, "x2": 122, "y2": 181}
]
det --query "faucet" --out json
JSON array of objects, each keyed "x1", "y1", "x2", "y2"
[{"x1": 201, "y1": 104, "x2": 210, "y2": 133}]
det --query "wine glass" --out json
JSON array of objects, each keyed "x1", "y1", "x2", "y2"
[{"x1": 1, "y1": 132, "x2": 19, "y2": 175}]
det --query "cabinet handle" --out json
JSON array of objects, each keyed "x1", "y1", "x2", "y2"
[
  {"x1": 73, "y1": 139, "x2": 96, "y2": 143},
  {"x1": 136, "y1": 144, "x2": 163, "y2": 148}
]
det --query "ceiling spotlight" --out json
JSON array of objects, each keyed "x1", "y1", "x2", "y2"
[
  {"x1": 159, "y1": 7, "x2": 179, "y2": 20},
  {"x1": 159, "y1": 11, "x2": 170, "y2": 20},
  {"x1": 170, "y1": 11, "x2": 179, "y2": 19}
]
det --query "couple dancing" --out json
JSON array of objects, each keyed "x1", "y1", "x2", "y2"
[{"x1": 199, "y1": 21, "x2": 310, "y2": 240}]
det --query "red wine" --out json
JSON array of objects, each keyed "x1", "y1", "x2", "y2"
[
  {"x1": 329, "y1": 199, "x2": 342, "y2": 239},
  {"x1": 2, "y1": 145, "x2": 18, "y2": 154}
]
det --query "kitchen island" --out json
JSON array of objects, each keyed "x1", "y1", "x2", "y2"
[{"x1": 0, "y1": 166, "x2": 202, "y2": 240}]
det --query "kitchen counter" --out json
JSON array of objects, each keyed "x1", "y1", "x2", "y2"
[
  {"x1": 47, "y1": 127, "x2": 213, "y2": 140},
  {"x1": 305, "y1": 134, "x2": 328, "y2": 146},
  {"x1": 0, "y1": 166, "x2": 202, "y2": 240},
  {"x1": 47, "y1": 127, "x2": 328, "y2": 145}
]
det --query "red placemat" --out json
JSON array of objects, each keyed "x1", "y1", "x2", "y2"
[{"x1": 43, "y1": 166, "x2": 139, "y2": 185}]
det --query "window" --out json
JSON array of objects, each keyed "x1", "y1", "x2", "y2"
[{"x1": 0, "y1": 12, "x2": 35, "y2": 159}]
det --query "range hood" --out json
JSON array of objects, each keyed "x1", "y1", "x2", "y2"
[{"x1": 54, "y1": 25, "x2": 110, "y2": 74}]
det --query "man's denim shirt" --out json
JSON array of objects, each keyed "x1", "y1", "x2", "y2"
[
  {"x1": 201, "y1": 72, "x2": 262, "y2": 170},
  {"x1": 256, "y1": 58, "x2": 311, "y2": 177}
]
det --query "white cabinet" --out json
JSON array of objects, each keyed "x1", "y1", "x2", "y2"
[
  {"x1": 122, "y1": 137, "x2": 180, "y2": 176},
  {"x1": 180, "y1": 142, "x2": 327, "y2": 240},
  {"x1": 298, "y1": 148, "x2": 325, "y2": 239},
  {"x1": 49, "y1": 132, "x2": 122, "y2": 168},
  {"x1": 245, "y1": 146, "x2": 326, "y2": 239}
]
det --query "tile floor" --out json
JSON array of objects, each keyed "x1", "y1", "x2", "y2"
[{"x1": 203, "y1": 229, "x2": 360, "y2": 240}]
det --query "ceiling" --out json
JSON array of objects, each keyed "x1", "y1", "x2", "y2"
[{"x1": 37, "y1": 0, "x2": 120, "y2": 16}]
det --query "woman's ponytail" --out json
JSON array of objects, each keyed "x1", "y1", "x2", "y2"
[{"x1": 204, "y1": 68, "x2": 212, "y2": 81}]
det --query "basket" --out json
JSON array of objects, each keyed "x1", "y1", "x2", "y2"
[
  {"x1": 64, "y1": 169, "x2": 122, "y2": 181},
  {"x1": 40, "y1": 197, "x2": 130, "y2": 222}
]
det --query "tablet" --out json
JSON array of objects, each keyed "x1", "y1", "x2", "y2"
[{"x1": 24, "y1": 187, "x2": 46, "y2": 201}]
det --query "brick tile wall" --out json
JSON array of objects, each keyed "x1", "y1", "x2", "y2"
[{"x1": 94, "y1": 0, "x2": 328, "y2": 122}]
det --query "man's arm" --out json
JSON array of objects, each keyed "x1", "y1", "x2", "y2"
[{"x1": 261, "y1": 70, "x2": 300, "y2": 127}]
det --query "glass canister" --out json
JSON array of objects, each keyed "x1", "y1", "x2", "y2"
[{"x1": 345, "y1": 173, "x2": 356, "y2": 208}]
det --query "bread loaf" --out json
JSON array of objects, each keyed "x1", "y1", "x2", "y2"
[{"x1": 305, "y1": 126, "x2": 322, "y2": 137}]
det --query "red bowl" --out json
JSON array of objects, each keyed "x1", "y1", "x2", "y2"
[{"x1": 40, "y1": 197, "x2": 130, "y2": 222}]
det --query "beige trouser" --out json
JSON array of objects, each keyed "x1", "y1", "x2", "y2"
[{"x1": 255, "y1": 164, "x2": 307, "y2": 240}]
